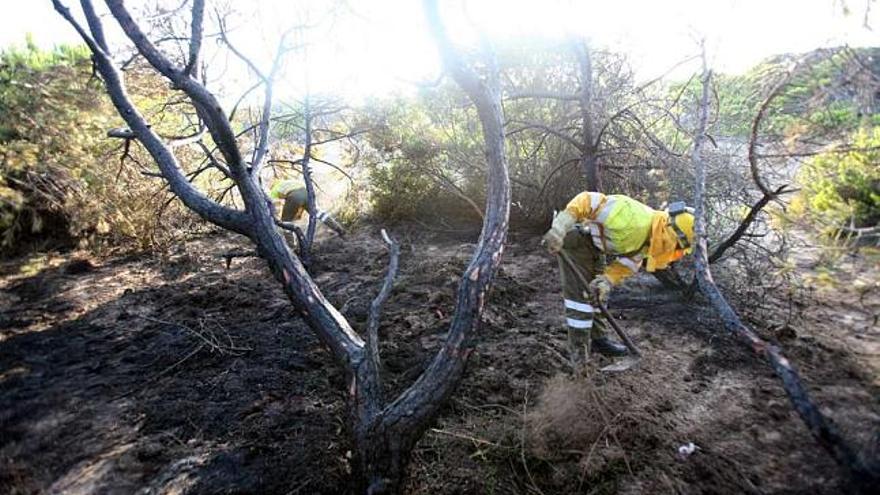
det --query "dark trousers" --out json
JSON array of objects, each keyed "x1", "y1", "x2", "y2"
[{"x1": 558, "y1": 229, "x2": 609, "y2": 340}]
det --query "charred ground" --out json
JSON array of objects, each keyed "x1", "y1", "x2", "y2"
[{"x1": 1, "y1": 226, "x2": 878, "y2": 494}]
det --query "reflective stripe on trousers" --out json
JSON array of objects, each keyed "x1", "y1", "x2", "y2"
[
  {"x1": 564, "y1": 298, "x2": 594, "y2": 330},
  {"x1": 558, "y1": 229, "x2": 607, "y2": 339}
]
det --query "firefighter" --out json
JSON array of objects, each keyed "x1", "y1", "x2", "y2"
[
  {"x1": 269, "y1": 179, "x2": 345, "y2": 248},
  {"x1": 542, "y1": 192, "x2": 695, "y2": 366}
]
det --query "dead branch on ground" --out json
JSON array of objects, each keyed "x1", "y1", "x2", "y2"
[{"x1": 690, "y1": 44, "x2": 879, "y2": 492}]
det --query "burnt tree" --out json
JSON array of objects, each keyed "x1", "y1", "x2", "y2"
[
  {"x1": 506, "y1": 39, "x2": 601, "y2": 190},
  {"x1": 52, "y1": 0, "x2": 509, "y2": 492},
  {"x1": 690, "y1": 45, "x2": 879, "y2": 493},
  {"x1": 504, "y1": 40, "x2": 681, "y2": 215}
]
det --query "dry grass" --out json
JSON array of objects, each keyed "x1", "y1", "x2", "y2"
[
  {"x1": 526, "y1": 374, "x2": 608, "y2": 456},
  {"x1": 523, "y1": 369, "x2": 684, "y2": 491}
]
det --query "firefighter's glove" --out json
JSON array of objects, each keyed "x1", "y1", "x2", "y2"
[
  {"x1": 542, "y1": 210, "x2": 576, "y2": 254},
  {"x1": 589, "y1": 275, "x2": 612, "y2": 306}
]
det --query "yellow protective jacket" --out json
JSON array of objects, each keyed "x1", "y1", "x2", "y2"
[
  {"x1": 269, "y1": 179, "x2": 303, "y2": 200},
  {"x1": 564, "y1": 192, "x2": 688, "y2": 284}
]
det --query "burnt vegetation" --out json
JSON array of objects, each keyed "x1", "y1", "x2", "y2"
[{"x1": 1, "y1": 1, "x2": 878, "y2": 494}]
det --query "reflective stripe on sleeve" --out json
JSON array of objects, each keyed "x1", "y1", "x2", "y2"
[
  {"x1": 566, "y1": 317, "x2": 594, "y2": 329},
  {"x1": 316, "y1": 210, "x2": 328, "y2": 221},
  {"x1": 589, "y1": 193, "x2": 602, "y2": 212},
  {"x1": 617, "y1": 256, "x2": 640, "y2": 272},
  {"x1": 590, "y1": 223, "x2": 616, "y2": 252},
  {"x1": 564, "y1": 299, "x2": 594, "y2": 313},
  {"x1": 595, "y1": 197, "x2": 616, "y2": 224}
]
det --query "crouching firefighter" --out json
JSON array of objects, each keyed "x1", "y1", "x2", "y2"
[
  {"x1": 542, "y1": 192, "x2": 695, "y2": 369},
  {"x1": 269, "y1": 179, "x2": 346, "y2": 249}
]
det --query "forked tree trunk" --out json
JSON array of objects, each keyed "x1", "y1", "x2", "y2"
[
  {"x1": 346, "y1": 3, "x2": 511, "y2": 490},
  {"x1": 54, "y1": 1, "x2": 509, "y2": 493}
]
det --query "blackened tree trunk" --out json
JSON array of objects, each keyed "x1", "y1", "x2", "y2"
[
  {"x1": 346, "y1": 3, "x2": 511, "y2": 491},
  {"x1": 573, "y1": 40, "x2": 600, "y2": 191},
  {"x1": 53, "y1": 1, "x2": 509, "y2": 493},
  {"x1": 690, "y1": 46, "x2": 879, "y2": 493},
  {"x1": 300, "y1": 95, "x2": 319, "y2": 267},
  {"x1": 505, "y1": 39, "x2": 602, "y2": 191}
]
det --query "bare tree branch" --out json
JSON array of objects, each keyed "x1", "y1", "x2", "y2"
[
  {"x1": 104, "y1": 0, "x2": 252, "y2": 185},
  {"x1": 216, "y1": 13, "x2": 268, "y2": 82},
  {"x1": 145, "y1": 0, "x2": 191, "y2": 21},
  {"x1": 184, "y1": 0, "x2": 205, "y2": 78},
  {"x1": 79, "y1": 0, "x2": 108, "y2": 52},
  {"x1": 228, "y1": 80, "x2": 262, "y2": 123},
  {"x1": 167, "y1": 123, "x2": 207, "y2": 147},
  {"x1": 310, "y1": 127, "x2": 371, "y2": 146},
  {"x1": 708, "y1": 185, "x2": 794, "y2": 263},
  {"x1": 54, "y1": 0, "x2": 250, "y2": 235},
  {"x1": 309, "y1": 156, "x2": 356, "y2": 185},
  {"x1": 423, "y1": 164, "x2": 484, "y2": 220},
  {"x1": 507, "y1": 120, "x2": 585, "y2": 151},
  {"x1": 366, "y1": 229, "x2": 400, "y2": 372},
  {"x1": 300, "y1": 96, "x2": 319, "y2": 265},
  {"x1": 195, "y1": 141, "x2": 232, "y2": 179},
  {"x1": 82, "y1": 0, "x2": 365, "y2": 366},
  {"x1": 381, "y1": 0, "x2": 510, "y2": 440},
  {"x1": 250, "y1": 27, "x2": 298, "y2": 178},
  {"x1": 756, "y1": 145, "x2": 880, "y2": 158},
  {"x1": 711, "y1": 56, "x2": 817, "y2": 262},
  {"x1": 58, "y1": 2, "x2": 513, "y2": 490},
  {"x1": 691, "y1": 42, "x2": 879, "y2": 492},
  {"x1": 505, "y1": 90, "x2": 579, "y2": 101}
]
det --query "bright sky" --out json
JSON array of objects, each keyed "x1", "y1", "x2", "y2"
[{"x1": 2, "y1": 0, "x2": 877, "y2": 101}]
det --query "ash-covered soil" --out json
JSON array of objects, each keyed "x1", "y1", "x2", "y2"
[{"x1": 1, "y1": 226, "x2": 877, "y2": 494}]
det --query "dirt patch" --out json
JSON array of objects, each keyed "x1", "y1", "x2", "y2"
[{"x1": 1, "y1": 226, "x2": 878, "y2": 494}]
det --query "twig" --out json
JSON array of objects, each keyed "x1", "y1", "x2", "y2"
[
  {"x1": 221, "y1": 249, "x2": 258, "y2": 269},
  {"x1": 428, "y1": 428, "x2": 513, "y2": 451},
  {"x1": 139, "y1": 315, "x2": 251, "y2": 354},
  {"x1": 519, "y1": 388, "x2": 546, "y2": 495},
  {"x1": 709, "y1": 185, "x2": 796, "y2": 263},
  {"x1": 111, "y1": 342, "x2": 205, "y2": 401},
  {"x1": 366, "y1": 229, "x2": 400, "y2": 369},
  {"x1": 157, "y1": 343, "x2": 206, "y2": 378},
  {"x1": 586, "y1": 381, "x2": 633, "y2": 475},
  {"x1": 577, "y1": 411, "x2": 624, "y2": 491},
  {"x1": 275, "y1": 220, "x2": 307, "y2": 255}
]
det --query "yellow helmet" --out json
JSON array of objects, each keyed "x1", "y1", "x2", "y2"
[
  {"x1": 667, "y1": 201, "x2": 695, "y2": 251},
  {"x1": 673, "y1": 211, "x2": 695, "y2": 250}
]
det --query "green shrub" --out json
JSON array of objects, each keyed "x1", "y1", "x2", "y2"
[
  {"x1": 797, "y1": 127, "x2": 880, "y2": 232},
  {"x1": 368, "y1": 160, "x2": 440, "y2": 221},
  {"x1": 0, "y1": 39, "x2": 208, "y2": 255},
  {"x1": 360, "y1": 91, "x2": 486, "y2": 225}
]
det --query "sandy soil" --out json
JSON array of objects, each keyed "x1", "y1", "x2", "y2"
[{"x1": 1, "y1": 226, "x2": 877, "y2": 494}]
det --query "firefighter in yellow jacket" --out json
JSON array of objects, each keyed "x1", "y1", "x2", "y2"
[
  {"x1": 543, "y1": 192, "x2": 695, "y2": 365},
  {"x1": 269, "y1": 179, "x2": 345, "y2": 247}
]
